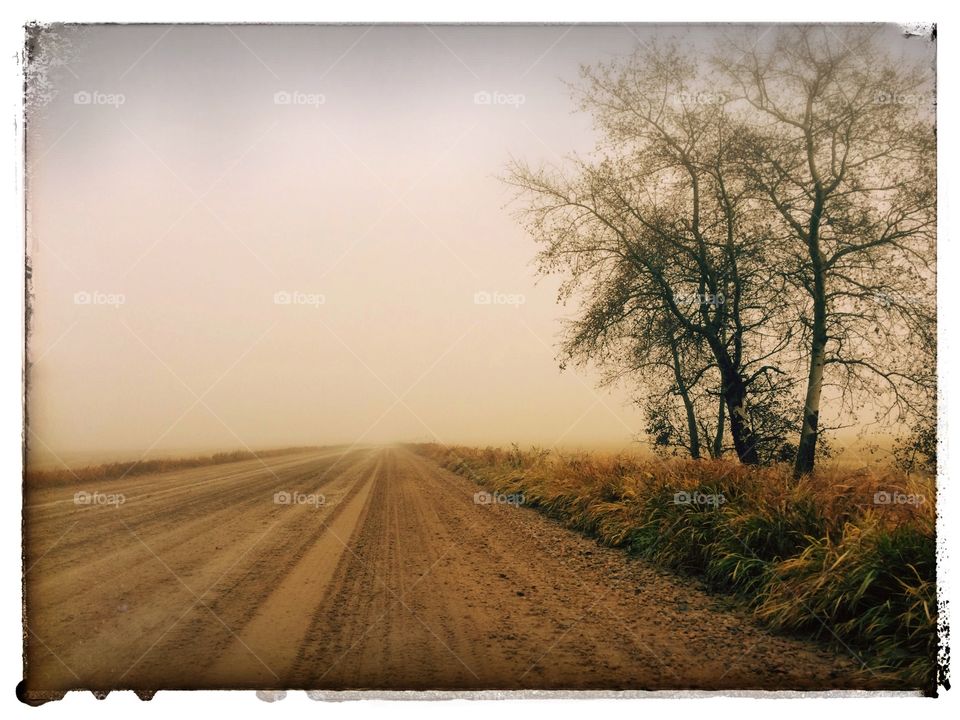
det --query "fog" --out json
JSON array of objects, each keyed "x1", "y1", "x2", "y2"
[{"x1": 24, "y1": 24, "x2": 932, "y2": 467}]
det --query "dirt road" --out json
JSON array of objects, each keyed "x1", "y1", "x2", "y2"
[{"x1": 24, "y1": 446, "x2": 871, "y2": 695}]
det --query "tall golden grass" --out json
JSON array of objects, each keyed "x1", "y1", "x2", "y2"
[{"x1": 415, "y1": 443, "x2": 938, "y2": 689}]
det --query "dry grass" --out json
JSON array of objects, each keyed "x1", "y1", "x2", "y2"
[
  {"x1": 414, "y1": 443, "x2": 938, "y2": 689},
  {"x1": 25, "y1": 446, "x2": 321, "y2": 489}
]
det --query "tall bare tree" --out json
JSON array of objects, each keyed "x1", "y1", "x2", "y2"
[
  {"x1": 717, "y1": 26, "x2": 937, "y2": 476},
  {"x1": 507, "y1": 44, "x2": 795, "y2": 464}
]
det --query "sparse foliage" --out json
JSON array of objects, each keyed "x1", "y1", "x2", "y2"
[
  {"x1": 507, "y1": 43, "x2": 797, "y2": 464},
  {"x1": 507, "y1": 27, "x2": 936, "y2": 474},
  {"x1": 717, "y1": 26, "x2": 936, "y2": 475}
]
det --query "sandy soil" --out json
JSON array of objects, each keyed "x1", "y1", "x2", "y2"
[{"x1": 23, "y1": 446, "x2": 885, "y2": 696}]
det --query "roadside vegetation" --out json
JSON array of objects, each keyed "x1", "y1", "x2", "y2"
[
  {"x1": 415, "y1": 443, "x2": 938, "y2": 689},
  {"x1": 25, "y1": 446, "x2": 320, "y2": 488}
]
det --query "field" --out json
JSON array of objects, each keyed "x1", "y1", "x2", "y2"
[{"x1": 19, "y1": 445, "x2": 930, "y2": 699}]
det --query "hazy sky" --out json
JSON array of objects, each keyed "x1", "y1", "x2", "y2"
[{"x1": 24, "y1": 24, "x2": 934, "y2": 465}]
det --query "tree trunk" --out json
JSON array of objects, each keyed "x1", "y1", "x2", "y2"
[
  {"x1": 794, "y1": 191, "x2": 828, "y2": 477},
  {"x1": 721, "y1": 369, "x2": 760, "y2": 464},
  {"x1": 712, "y1": 391, "x2": 725, "y2": 458},
  {"x1": 669, "y1": 336, "x2": 701, "y2": 459},
  {"x1": 705, "y1": 336, "x2": 759, "y2": 465},
  {"x1": 794, "y1": 320, "x2": 826, "y2": 477}
]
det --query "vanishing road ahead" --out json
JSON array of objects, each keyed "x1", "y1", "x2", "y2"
[{"x1": 25, "y1": 446, "x2": 869, "y2": 695}]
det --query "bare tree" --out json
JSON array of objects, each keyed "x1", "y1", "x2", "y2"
[
  {"x1": 507, "y1": 43, "x2": 795, "y2": 464},
  {"x1": 717, "y1": 26, "x2": 937, "y2": 476}
]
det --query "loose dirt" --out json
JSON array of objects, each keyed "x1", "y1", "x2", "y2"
[{"x1": 24, "y1": 446, "x2": 882, "y2": 695}]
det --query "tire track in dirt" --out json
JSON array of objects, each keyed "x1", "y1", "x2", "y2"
[
  {"x1": 189, "y1": 452, "x2": 385, "y2": 687},
  {"x1": 25, "y1": 448, "x2": 374, "y2": 689},
  {"x1": 24, "y1": 446, "x2": 884, "y2": 695},
  {"x1": 287, "y1": 448, "x2": 872, "y2": 690},
  {"x1": 25, "y1": 450, "x2": 365, "y2": 617},
  {"x1": 122, "y1": 450, "x2": 383, "y2": 688}
]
